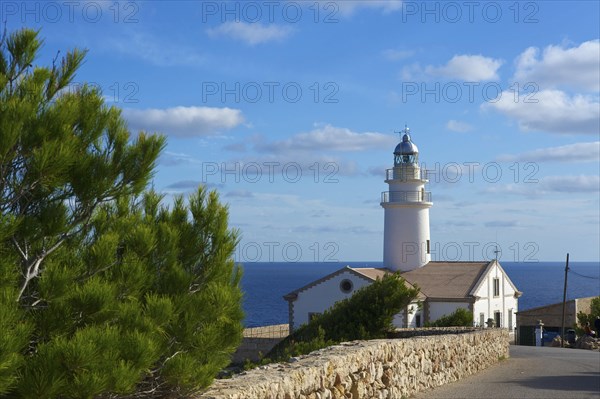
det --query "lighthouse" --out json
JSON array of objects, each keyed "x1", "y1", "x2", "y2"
[
  {"x1": 381, "y1": 126, "x2": 432, "y2": 272},
  {"x1": 285, "y1": 125, "x2": 520, "y2": 334}
]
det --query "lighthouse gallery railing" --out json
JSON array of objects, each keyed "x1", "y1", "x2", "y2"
[{"x1": 381, "y1": 191, "x2": 432, "y2": 203}]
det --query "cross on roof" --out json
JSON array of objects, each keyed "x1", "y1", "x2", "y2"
[
  {"x1": 494, "y1": 246, "x2": 501, "y2": 260},
  {"x1": 394, "y1": 124, "x2": 410, "y2": 139}
]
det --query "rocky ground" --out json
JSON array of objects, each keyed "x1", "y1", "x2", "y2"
[{"x1": 549, "y1": 334, "x2": 600, "y2": 350}]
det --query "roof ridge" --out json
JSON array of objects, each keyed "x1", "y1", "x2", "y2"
[
  {"x1": 427, "y1": 260, "x2": 490, "y2": 264},
  {"x1": 283, "y1": 265, "x2": 378, "y2": 300}
]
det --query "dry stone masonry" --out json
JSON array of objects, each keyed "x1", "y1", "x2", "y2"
[{"x1": 198, "y1": 329, "x2": 509, "y2": 399}]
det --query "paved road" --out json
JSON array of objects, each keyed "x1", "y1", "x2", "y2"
[{"x1": 413, "y1": 345, "x2": 600, "y2": 399}]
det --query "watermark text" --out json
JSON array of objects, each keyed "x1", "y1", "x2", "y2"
[
  {"x1": 235, "y1": 241, "x2": 340, "y2": 262},
  {"x1": 401, "y1": 241, "x2": 539, "y2": 262},
  {"x1": 400, "y1": 81, "x2": 539, "y2": 104},
  {"x1": 0, "y1": 1, "x2": 139, "y2": 23},
  {"x1": 401, "y1": 1, "x2": 539, "y2": 24},
  {"x1": 202, "y1": 162, "x2": 340, "y2": 184},
  {"x1": 202, "y1": 81, "x2": 339, "y2": 104},
  {"x1": 201, "y1": 1, "x2": 340, "y2": 24}
]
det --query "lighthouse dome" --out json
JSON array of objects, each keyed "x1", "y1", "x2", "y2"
[
  {"x1": 394, "y1": 133, "x2": 419, "y2": 156},
  {"x1": 394, "y1": 129, "x2": 419, "y2": 165}
]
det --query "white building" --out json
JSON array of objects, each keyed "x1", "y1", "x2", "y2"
[{"x1": 284, "y1": 127, "x2": 521, "y2": 332}]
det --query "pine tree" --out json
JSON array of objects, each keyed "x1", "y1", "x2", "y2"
[
  {"x1": 1, "y1": 28, "x2": 243, "y2": 397},
  {"x1": 0, "y1": 28, "x2": 165, "y2": 306}
]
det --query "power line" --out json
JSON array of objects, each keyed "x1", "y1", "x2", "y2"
[{"x1": 568, "y1": 268, "x2": 600, "y2": 280}]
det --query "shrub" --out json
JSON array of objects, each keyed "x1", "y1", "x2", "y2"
[
  {"x1": 425, "y1": 308, "x2": 473, "y2": 327},
  {"x1": 576, "y1": 296, "x2": 600, "y2": 334}
]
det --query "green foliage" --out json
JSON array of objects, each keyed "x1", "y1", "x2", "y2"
[
  {"x1": 0, "y1": 287, "x2": 32, "y2": 393},
  {"x1": 0, "y1": 28, "x2": 166, "y2": 305},
  {"x1": 576, "y1": 296, "x2": 600, "y2": 333},
  {"x1": 265, "y1": 274, "x2": 419, "y2": 363},
  {"x1": 424, "y1": 308, "x2": 474, "y2": 327},
  {"x1": 0, "y1": 28, "x2": 243, "y2": 397}
]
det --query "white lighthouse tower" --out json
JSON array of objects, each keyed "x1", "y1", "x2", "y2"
[{"x1": 381, "y1": 126, "x2": 432, "y2": 272}]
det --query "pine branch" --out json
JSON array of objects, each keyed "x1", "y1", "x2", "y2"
[
  {"x1": 16, "y1": 233, "x2": 69, "y2": 302},
  {"x1": 16, "y1": 257, "x2": 42, "y2": 301},
  {"x1": 0, "y1": 22, "x2": 7, "y2": 47},
  {"x1": 77, "y1": 260, "x2": 118, "y2": 282},
  {"x1": 11, "y1": 237, "x2": 27, "y2": 261}
]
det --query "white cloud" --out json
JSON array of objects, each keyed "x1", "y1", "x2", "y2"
[
  {"x1": 400, "y1": 62, "x2": 425, "y2": 81},
  {"x1": 123, "y1": 106, "x2": 244, "y2": 137},
  {"x1": 446, "y1": 120, "x2": 473, "y2": 133},
  {"x1": 514, "y1": 40, "x2": 600, "y2": 92},
  {"x1": 222, "y1": 142, "x2": 248, "y2": 152},
  {"x1": 218, "y1": 124, "x2": 397, "y2": 177},
  {"x1": 334, "y1": 0, "x2": 403, "y2": 15},
  {"x1": 542, "y1": 175, "x2": 599, "y2": 193},
  {"x1": 497, "y1": 142, "x2": 600, "y2": 163},
  {"x1": 484, "y1": 89, "x2": 599, "y2": 135},
  {"x1": 256, "y1": 124, "x2": 396, "y2": 153},
  {"x1": 426, "y1": 55, "x2": 504, "y2": 81},
  {"x1": 207, "y1": 22, "x2": 292, "y2": 45},
  {"x1": 367, "y1": 165, "x2": 388, "y2": 176},
  {"x1": 484, "y1": 220, "x2": 519, "y2": 228},
  {"x1": 383, "y1": 48, "x2": 415, "y2": 61},
  {"x1": 106, "y1": 32, "x2": 206, "y2": 67},
  {"x1": 484, "y1": 175, "x2": 600, "y2": 195},
  {"x1": 160, "y1": 151, "x2": 202, "y2": 166},
  {"x1": 226, "y1": 190, "x2": 255, "y2": 198},
  {"x1": 223, "y1": 156, "x2": 362, "y2": 177}
]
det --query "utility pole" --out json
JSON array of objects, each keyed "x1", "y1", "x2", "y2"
[{"x1": 560, "y1": 253, "x2": 569, "y2": 348}]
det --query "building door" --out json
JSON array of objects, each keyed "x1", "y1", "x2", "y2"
[
  {"x1": 494, "y1": 311, "x2": 501, "y2": 328},
  {"x1": 519, "y1": 326, "x2": 536, "y2": 346},
  {"x1": 479, "y1": 313, "x2": 485, "y2": 327},
  {"x1": 416, "y1": 314, "x2": 421, "y2": 327}
]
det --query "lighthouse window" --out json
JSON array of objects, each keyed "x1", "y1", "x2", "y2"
[
  {"x1": 426, "y1": 240, "x2": 430, "y2": 254},
  {"x1": 340, "y1": 279, "x2": 354, "y2": 293}
]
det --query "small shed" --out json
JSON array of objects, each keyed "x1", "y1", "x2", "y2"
[{"x1": 516, "y1": 296, "x2": 596, "y2": 345}]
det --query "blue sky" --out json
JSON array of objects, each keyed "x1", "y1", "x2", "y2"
[{"x1": 6, "y1": 0, "x2": 599, "y2": 262}]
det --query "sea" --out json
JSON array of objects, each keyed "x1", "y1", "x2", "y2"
[{"x1": 239, "y1": 261, "x2": 600, "y2": 327}]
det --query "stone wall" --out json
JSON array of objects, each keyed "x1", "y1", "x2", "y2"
[
  {"x1": 387, "y1": 326, "x2": 481, "y2": 338},
  {"x1": 198, "y1": 329, "x2": 509, "y2": 399}
]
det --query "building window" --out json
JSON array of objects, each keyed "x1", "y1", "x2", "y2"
[
  {"x1": 415, "y1": 314, "x2": 421, "y2": 328},
  {"x1": 308, "y1": 312, "x2": 321, "y2": 322},
  {"x1": 493, "y1": 278, "x2": 500, "y2": 297},
  {"x1": 494, "y1": 311, "x2": 501, "y2": 328},
  {"x1": 426, "y1": 239, "x2": 430, "y2": 254},
  {"x1": 479, "y1": 313, "x2": 485, "y2": 327},
  {"x1": 508, "y1": 309, "x2": 513, "y2": 330},
  {"x1": 340, "y1": 279, "x2": 353, "y2": 294}
]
